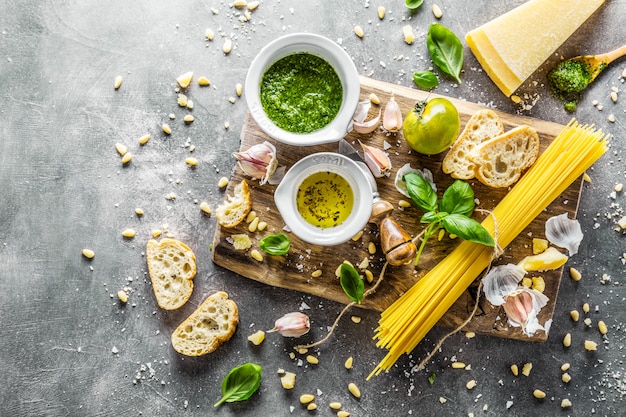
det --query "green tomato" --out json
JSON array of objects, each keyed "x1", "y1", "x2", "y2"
[{"x1": 403, "y1": 98, "x2": 460, "y2": 155}]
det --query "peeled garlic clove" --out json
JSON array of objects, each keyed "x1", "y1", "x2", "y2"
[
  {"x1": 382, "y1": 95, "x2": 403, "y2": 133},
  {"x1": 268, "y1": 312, "x2": 310, "y2": 337},
  {"x1": 233, "y1": 141, "x2": 278, "y2": 185},
  {"x1": 502, "y1": 287, "x2": 549, "y2": 336},
  {"x1": 482, "y1": 263, "x2": 527, "y2": 306},
  {"x1": 394, "y1": 164, "x2": 437, "y2": 197},
  {"x1": 545, "y1": 213, "x2": 583, "y2": 256},
  {"x1": 360, "y1": 142, "x2": 391, "y2": 177},
  {"x1": 353, "y1": 100, "x2": 381, "y2": 134}
]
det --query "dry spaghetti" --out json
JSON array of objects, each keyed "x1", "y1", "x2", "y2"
[{"x1": 370, "y1": 119, "x2": 608, "y2": 378}]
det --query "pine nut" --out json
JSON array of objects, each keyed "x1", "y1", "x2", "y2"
[
  {"x1": 563, "y1": 332, "x2": 572, "y2": 347},
  {"x1": 138, "y1": 134, "x2": 150, "y2": 145},
  {"x1": 306, "y1": 355, "x2": 319, "y2": 365},
  {"x1": 162, "y1": 124, "x2": 172, "y2": 135},
  {"x1": 122, "y1": 228, "x2": 136, "y2": 238},
  {"x1": 82, "y1": 249, "x2": 95, "y2": 259},
  {"x1": 561, "y1": 398, "x2": 572, "y2": 408},
  {"x1": 307, "y1": 403, "x2": 317, "y2": 411},
  {"x1": 205, "y1": 28, "x2": 214, "y2": 41},
  {"x1": 329, "y1": 402, "x2": 342, "y2": 410},
  {"x1": 348, "y1": 382, "x2": 361, "y2": 398},
  {"x1": 561, "y1": 362, "x2": 570, "y2": 371},
  {"x1": 398, "y1": 199, "x2": 411, "y2": 208},
  {"x1": 466, "y1": 379, "x2": 477, "y2": 389},
  {"x1": 115, "y1": 143, "x2": 128, "y2": 156},
  {"x1": 248, "y1": 217, "x2": 259, "y2": 232},
  {"x1": 177, "y1": 94, "x2": 188, "y2": 107},
  {"x1": 251, "y1": 249, "x2": 263, "y2": 262},
  {"x1": 114, "y1": 75, "x2": 123, "y2": 90},
  {"x1": 368, "y1": 241, "x2": 376, "y2": 254},
  {"x1": 246, "y1": 211, "x2": 257, "y2": 223},
  {"x1": 432, "y1": 4, "x2": 443, "y2": 19},
  {"x1": 351, "y1": 230, "x2": 363, "y2": 241},
  {"x1": 218, "y1": 177, "x2": 229, "y2": 188},
  {"x1": 510, "y1": 364, "x2": 519, "y2": 376},
  {"x1": 570, "y1": 310, "x2": 580, "y2": 321},
  {"x1": 198, "y1": 76, "x2": 211, "y2": 86},
  {"x1": 402, "y1": 25, "x2": 415, "y2": 44},
  {"x1": 569, "y1": 267, "x2": 582, "y2": 281},
  {"x1": 117, "y1": 290, "x2": 128, "y2": 303},
  {"x1": 121, "y1": 153, "x2": 132, "y2": 165},
  {"x1": 236, "y1": 83, "x2": 243, "y2": 97},
  {"x1": 223, "y1": 38, "x2": 233, "y2": 54},
  {"x1": 451, "y1": 361, "x2": 465, "y2": 369},
  {"x1": 257, "y1": 221, "x2": 267, "y2": 231},
  {"x1": 351, "y1": 315, "x2": 361, "y2": 324},
  {"x1": 364, "y1": 269, "x2": 374, "y2": 283},
  {"x1": 354, "y1": 25, "x2": 364, "y2": 38},
  {"x1": 311, "y1": 269, "x2": 323, "y2": 278},
  {"x1": 344, "y1": 356, "x2": 353, "y2": 369},
  {"x1": 185, "y1": 157, "x2": 198, "y2": 166},
  {"x1": 561, "y1": 372, "x2": 572, "y2": 383},
  {"x1": 247, "y1": 1, "x2": 260, "y2": 11},
  {"x1": 135, "y1": 208, "x2": 144, "y2": 216},
  {"x1": 337, "y1": 411, "x2": 350, "y2": 417},
  {"x1": 369, "y1": 93, "x2": 380, "y2": 105},
  {"x1": 200, "y1": 201, "x2": 212, "y2": 215},
  {"x1": 533, "y1": 389, "x2": 546, "y2": 399},
  {"x1": 582, "y1": 302, "x2": 590, "y2": 313},
  {"x1": 377, "y1": 6, "x2": 385, "y2": 19},
  {"x1": 299, "y1": 394, "x2": 314, "y2": 404},
  {"x1": 598, "y1": 320, "x2": 608, "y2": 335},
  {"x1": 584, "y1": 340, "x2": 598, "y2": 351}
]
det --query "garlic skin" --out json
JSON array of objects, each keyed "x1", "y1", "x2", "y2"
[
  {"x1": 482, "y1": 263, "x2": 549, "y2": 336},
  {"x1": 233, "y1": 141, "x2": 279, "y2": 185},
  {"x1": 360, "y1": 142, "x2": 391, "y2": 177},
  {"x1": 394, "y1": 164, "x2": 436, "y2": 197},
  {"x1": 545, "y1": 213, "x2": 583, "y2": 256},
  {"x1": 352, "y1": 100, "x2": 381, "y2": 134},
  {"x1": 268, "y1": 312, "x2": 310, "y2": 337},
  {"x1": 382, "y1": 95, "x2": 403, "y2": 133}
]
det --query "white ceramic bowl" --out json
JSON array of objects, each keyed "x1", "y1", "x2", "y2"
[
  {"x1": 274, "y1": 153, "x2": 373, "y2": 246},
  {"x1": 245, "y1": 33, "x2": 360, "y2": 146}
]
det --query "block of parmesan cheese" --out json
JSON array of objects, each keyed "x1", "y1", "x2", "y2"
[{"x1": 466, "y1": 0, "x2": 605, "y2": 97}]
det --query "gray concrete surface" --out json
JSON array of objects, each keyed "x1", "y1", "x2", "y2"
[{"x1": 1, "y1": 1, "x2": 625, "y2": 416}]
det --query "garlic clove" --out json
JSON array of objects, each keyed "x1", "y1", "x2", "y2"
[
  {"x1": 482, "y1": 263, "x2": 527, "y2": 306},
  {"x1": 352, "y1": 100, "x2": 381, "y2": 134},
  {"x1": 545, "y1": 213, "x2": 583, "y2": 256},
  {"x1": 502, "y1": 287, "x2": 549, "y2": 336},
  {"x1": 233, "y1": 141, "x2": 279, "y2": 185},
  {"x1": 268, "y1": 312, "x2": 310, "y2": 337},
  {"x1": 394, "y1": 164, "x2": 436, "y2": 197},
  {"x1": 360, "y1": 142, "x2": 391, "y2": 177},
  {"x1": 382, "y1": 95, "x2": 403, "y2": 133}
]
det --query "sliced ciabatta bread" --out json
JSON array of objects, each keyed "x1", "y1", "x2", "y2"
[
  {"x1": 442, "y1": 109, "x2": 504, "y2": 179},
  {"x1": 216, "y1": 179, "x2": 252, "y2": 228},
  {"x1": 171, "y1": 291, "x2": 239, "y2": 356},
  {"x1": 470, "y1": 125, "x2": 540, "y2": 188},
  {"x1": 146, "y1": 238, "x2": 196, "y2": 310}
]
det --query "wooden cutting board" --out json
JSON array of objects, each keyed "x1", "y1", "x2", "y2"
[{"x1": 212, "y1": 76, "x2": 581, "y2": 342}]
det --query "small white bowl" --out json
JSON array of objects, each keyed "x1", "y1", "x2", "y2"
[
  {"x1": 245, "y1": 33, "x2": 360, "y2": 146},
  {"x1": 274, "y1": 153, "x2": 373, "y2": 246}
]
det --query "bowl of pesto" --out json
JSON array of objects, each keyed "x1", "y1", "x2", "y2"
[{"x1": 245, "y1": 33, "x2": 360, "y2": 146}]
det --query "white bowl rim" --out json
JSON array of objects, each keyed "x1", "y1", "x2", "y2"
[
  {"x1": 245, "y1": 33, "x2": 360, "y2": 146},
  {"x1": 274, "y1": 152, "x2": 373, "y2": 246}
]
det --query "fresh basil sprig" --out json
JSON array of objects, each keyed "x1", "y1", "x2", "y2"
[
  {"x1": 214, "y1": 363, "x2": 263, "y2": 407},
  {"x1": 404, "y1": 172, "x2": 494, "y2": 266},
  {"x1": 412, "y1": 70, "x2": 439, "y2": 89},
  {"x1": 405, "y1": 0, "x2": 424, "y2": 9},
  {"x1": 339, "y1": 263, "x2": 364, "y2": 304},
  {"x1": 259, "y1": 233, "x2": 290, "y2": 255},
  {"x1": 426, "y1": 23, "x2": 464, "y2": 84}
]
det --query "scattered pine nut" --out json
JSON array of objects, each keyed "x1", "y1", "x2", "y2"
[
  {"x1": 177, "y1": 93, "x2": 188, "y2": 107},
  {"x1": 451, "y1": 361, "x2": 466, "y2": 369},
  {"x1": 117, "y1": 289, "x2": 128, "y2": 303},
  {"x1": 176, "y1": 71, "x2": 193, "y2": 89},
  {"x1": 466, "y1": 379, "x2": 477, "y2": 390},
  {"x1": 465, "y1": 331, "x2": 476, "y2": 339},
  {"x1": 224, "y1": 122, "x2": 230, "y2": 129},
  {"x1": 569, "y1": 267, "x2": 582, "y2": 281},
  {"x1": 198, "y1": 76, "x2": 211, "y2": 86},
  {"x1": 121, "y1": 153, "x2": 132, "y2": 165},
  {"x1": 247, "y1": 1, "x2": 260, "y2": 11},
  {"x1": 115, "y1": 143, "x2": 128, "y2": 156},
  {"x1": 561, "y1": 363, "x2": 570, "y2": 372},
  {"x1": 615, "y1": 183, "x2": 624, "y2": 193},
  {"x1": 511, "y1": 95, "x2": 522, "y2": 104},
  {"x1": 135, "y1": 208, "x2": 144, "y2": 216},
  {"x1": 152, "y1": 230, "x2": 162, "y2": 238},
  {"x1": 364, "y1": 269, "x2": 374, "y2": 283},
  {"x1": 307, "y1": 403, "x2": 317, "y2": 411},
  {"x1": 398, "y1": 199, "x2": 411, "y2": 208},
  {"x1": 347, "y1": 382, "x2": 361, "y2": 399},
  {"x1": 236, "y1": 83, "x2": 243, "y2": 97},
  {"x1": 354, "y1": 25, "x2": 364, "y2": 38},
  {"x1": 248, "y1": 217, "x2": 260, "y2": 232},
  {"x1": 510, "y1": 364, "x2": 519, "y2": 376},
  {"x1": 369, "y1": 93, "x2": 380, "y2": 105},
  {"x1": 299, "y1": 394, "x2": 315, "y2": 404},
  {"x1": 563, "y1": 332, "x2": 572, "y2": 347},
  {"x1": 306, "y1": 355, "x2": 319, "y2": 365},
  {"x1": 297, "y1": 347, "x2": 308, "y2": 355},
  {"x1": 351, "y1": 315, "x2": 361, "y2": 324},
  {"x1": 257, "y1": 221, "x2": 267, "y2": 231},
  {"x1": 205, "y1": 28, "x2": 214, "y2": 41},
  {"x1": 114, "y1": 75, "x2": 123, "y2": 90},
  {"x1": 570, "y1": 310, "x2": 580, "y2": 321},
  {"x1": 582, "y1": 302, "x2": 590, "y2": 313},
  {"x1": 584, "y1": 340, "x2": 598, "y2": 351},
  {"x1": 122, "y1": 228, "x2": 136, "y2": 238},
  {"x1": 329, "y1": 402, "x2": 342, "y2": 410},
  {"x1": 223, "y1": 38, "x2": 233, "y2": 54},
  {"x1": 311, "y1": 269, "x2": 323, "y2": 278},
  {"x1": 183, "y1": 114, "x2": 195, "y2": 124},
  {"x1": 246, "y1": 211, "x2": 257, "y2": 223},
  {"x1": 344, "y1": 356, "x2": 353, "y2": 369},
  {"x1": 402, "y1": 25, "x2": 415, "y2": 44},
  {"x1": 185, "y1": 157, "x2": 198, "y2": 166},
  {"x1": 337, "y1": 411, "x2": 350, "y2": 417},
  {"x1": 200, "y1": 201, "x2": 212, "y2": 215},
  {"x1": 82, "y1": 249, "x2": 95, "y2": 259},
  {"x1": 521, "y1": 362, "x2": 532, "y2": 377},
  {"x1": 368, "y1": 241, "x2": 376, "y2": 254},
  {"x1": 138, "y1": 134, "x2": 150, "y2": 145},
  {"x1": 562, "y1": 372, "x2": 572, "y2": 383},
  {"x1": 432, "y1": 4, "x2": 443, "y2": 19},
  {"x1": 352, "y1": 230, "x2": 363, "y2": 241},
  {"x1": 561, "y1": 398, "x2": 572, "y2": 408},
  {"x1": 247, "y1": 330, "x2": 265, "y2": 345},
  {"x1": 583, "y1": 172, "x2": 592, "y2": 183},
  {"x1": 598, "y1": 320, "x2": 608, "y2": 335},
  {"x1": 611, "y1": 91, "x2": 618, "y2": 103},
  {"x1": 533, "y1": 389, "x2": 546, "y2": 399},
  {"x1": 218, "y1": 177, "x2": 229, "y2": 188},
  {"x1": 377, "y1": 6, "x2": 385, "y2": 19},
  {"x1": 251, "y1": 249, "x2": 263, "y2": 262},
  {"x1": 162, "y1": 124, "x2": 172, "y2": 135}
]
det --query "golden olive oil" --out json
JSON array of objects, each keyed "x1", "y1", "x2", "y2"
[{"x1": 296, "y1": 171, "x2": 354, "y2": 228}]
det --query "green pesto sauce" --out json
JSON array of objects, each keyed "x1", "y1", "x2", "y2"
[
  {"x1": 260, "y1": 53, "x2": 343, "y2": 134},
  {"x1": 547, "y1": 60, "x2": 594, "y2": 112}
]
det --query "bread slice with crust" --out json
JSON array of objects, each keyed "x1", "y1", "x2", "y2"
[
  {"x1": 216, "y1": 179, "x2": 252, "y2": 228},
  {"x1": 442, "y1": 109, "x2": 504, "y2": 179},
  {"x1": 146, "y1": 238, "x2": 196, "y2": 310},
  {"x1": 470, "y1": 124, "x2": 540, "y2": 188},
  {"x1": 171, "y1": 291, "x2": 239, "y2": 356}
]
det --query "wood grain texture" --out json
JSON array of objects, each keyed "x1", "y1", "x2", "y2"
[{"x1": 212, "y1": 76, "x2": 581, "y2": 342}]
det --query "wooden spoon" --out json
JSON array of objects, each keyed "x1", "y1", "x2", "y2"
[{"x1": 567, "y1": 44, "x2": 626, "y2": 83}]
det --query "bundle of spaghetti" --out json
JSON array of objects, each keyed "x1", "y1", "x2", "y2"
[{"x1": 370, "y1": 120, "x2": 608, "y2": 378}]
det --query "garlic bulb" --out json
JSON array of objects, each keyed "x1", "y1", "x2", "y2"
[
  {"x1": 382, "y1": 95, "x2": 403, "y2": 132},
  {"x1": 545, "y1": 213, "x2": 583, "y2": 256},
  {"x1": 233, "y1": 141, "x2": 279, "y2": 185},
  {"x1": 352, "y1": 100, "x2": 381, "y2": 134},
  {"x1": 394, "y1": 164, "x2": 436, "y2": 197},
  {"x1": 360, "y1": 142, "x2": 391, "y2": 177},
  {"x1": 482, "y1": 263, "x2": 549, "y2": 336}
]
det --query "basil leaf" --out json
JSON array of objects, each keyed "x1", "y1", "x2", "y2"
[
  {"x1": 413, "y1": 71, "x2": 439, "y2": 89},
  {"x1": 259, "y1": 233, "x2": 291, "y2": 255},
  {"x1": 427, "y1": 23, "x2": 464, "y2": 84},
  {"x1": 441, "y1": 214, "x2": 495, "y2": 246},
  {"x1": 403, "y1": 172, "x2": 438, "y2": 212},
  {"x1": 214, "y1": 363, "x2": 263, "y2": 407},
  {"x1": 428, "y1": 372, "x2": 436, "y2": 385},
  {"x1": 421, "y1": 211, "x2": 443, "y2": 224},
  {"x1": 405, "y1": 0, "x2": 424, "y2": 9},
  {"x1": 440, "y1": 180, "x2": 475, "y2": 217},
  {"x1": 339, "y1": 263, "x2": 364, "y2": 304}
]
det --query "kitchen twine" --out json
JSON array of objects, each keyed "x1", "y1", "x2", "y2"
[{"x1": 297, "y1": 210, "x2": 503, "y2": 368}]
